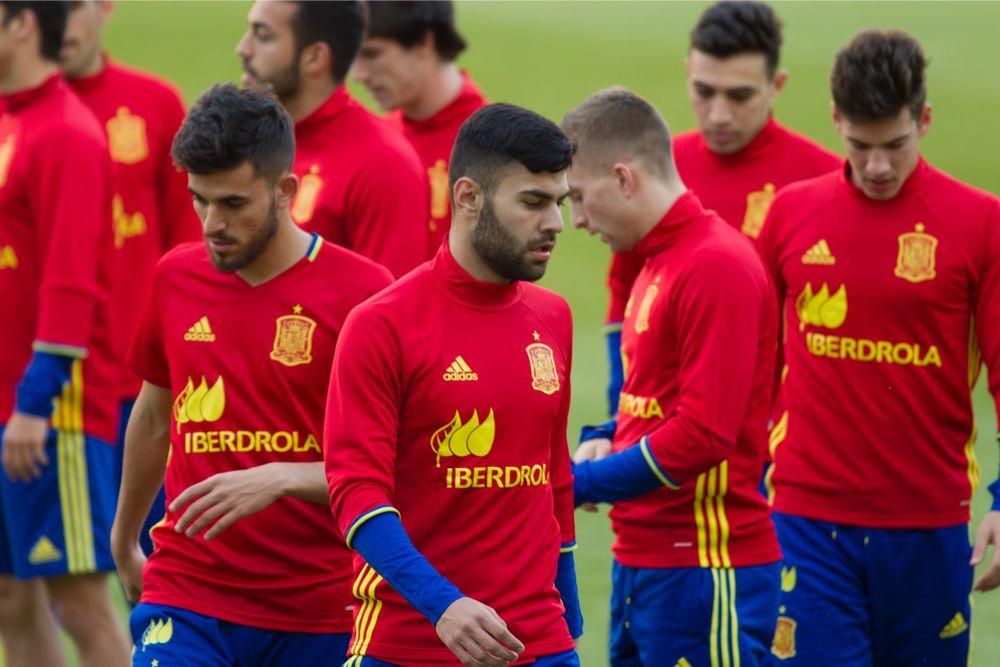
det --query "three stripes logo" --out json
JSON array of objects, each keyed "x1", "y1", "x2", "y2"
[
  {"x1": 442, "y1": 355, "x2": 478, "y2": 382},
  {"x1": 801, "y1": 239, "x2": 836, "y2": 265},
  {"x1": 184, "y1": 316, "x2": 216, "y2": 342}
]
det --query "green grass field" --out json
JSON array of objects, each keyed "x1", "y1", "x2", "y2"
[{"x1": 34, "y1": 2, "x2": 1000, "y2": 665}]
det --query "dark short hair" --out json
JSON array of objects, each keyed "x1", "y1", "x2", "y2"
[
  {"x1": 449, "y1": 103, "x2": 574, "y2": 195},
  {"x1": 562, "y1": 87, "x2": 673, "y2": 177},
  {"x1": 366, "y1": 1, "x2": 467, "y2": 61},
  {"x1": 690, "y1": 1, "x2": 783, "y2": 77},
  {"x1": 832, "y1": 29, "x2": 928, "y2": 123},
  {"x1": 172, "y1": 84, "x2": 295, "y2": 183},
  {"x1": 1, "y1": 1, "x2": 68, "y2": 62},
  {"x1": 289, "y1": 0, "x2": 365, "y2": 86}
]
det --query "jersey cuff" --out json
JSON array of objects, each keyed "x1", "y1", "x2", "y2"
[
  {"x1": 32, "y1": 341, "x2": 88, "y2": 358},
  {"x1": 559, "y1": 540, "x2": 578, "y2": 554},
  {"x1": 640, "y1": 436, "x2": 680, "y2": 489},
  {"x1": 602, "y1": 321, "x2": 623, "y2": 334},
  {"x1": 345, "y1": 505, "x2": 401, "y2": 549}
]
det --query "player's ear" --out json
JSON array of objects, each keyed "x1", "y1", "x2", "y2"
[
  {"x1": 916, "y1": 104, "x2": 932, "y2": 138},
  {"x1": 275, "y1": 172, "x2": 299, "y2": 208},
  {"x1": 300, "y1": 41, "x2": 332, "y2": 78},
  {"x1": 771, "y1": 69, "x2": 788, "y2": 95},
  {"x1": 452, "y1": 177, "x2": 482, "y2": 219},
  {"x1": 612, "y1": 162, "x2": 635, "y2": 198},
  {"x1": 831, "y1": 102, "x2": 843, "y2": 133}
]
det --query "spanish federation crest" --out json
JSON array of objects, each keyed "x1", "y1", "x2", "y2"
[
  {"x1": 894, "y1": 223, "x2": 937, "y2": 283},
  {"x1": 270, "y1": 305, "x2": 317, "y2": 367},
  {"x1": 526, "y1": 332, "x2": 560, "y2": 395},
  {"x1": 106, "y1": 107, "x2": 149, "y2": 164},
  {"x1": 292, "y1": 165, "x2": 322, "y2": 224},
  {"x1": 771, "y1": 616, "x2": 797, "y2": 660},
  {"x1": 741, "y1": 182, "x2": 776, "y2": 239}
]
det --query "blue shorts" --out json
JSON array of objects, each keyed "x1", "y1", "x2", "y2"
[
  {"x1": 130, "y1": 603, "x2": 350, "y2": 667},
  {"x1": 115, "y1": 399, "x2": 165, "y2": 556},
  {"x1": 343, "y1": 648, "x2": 580, "y2": 666},
  {"x1": 0, "y1": 425, "x2": 116, "y2": 578},
  {"x1": 771, "y1": 512, "x2": 972, "y2": 666},
  {"x1": 610, "y1": 560, "x2": 780, "y2": 667}
]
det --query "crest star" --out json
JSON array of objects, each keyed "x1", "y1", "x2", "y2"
[
  {"x1": 293, "y1": 304, "x2": 303, "y2": 314},
  {"x1": 532, "y1": 330, "x2": 541, "y2": 341}
]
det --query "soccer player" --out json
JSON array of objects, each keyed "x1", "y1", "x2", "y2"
[
  {"x1": 0, "y1": 2, "x2": 129, "y2": 666},
  {"x1": 236, "y1": 0, "x2": 428, "y2": 278},
  {"x1": 564, "y1": 87, "x2": 781, "y2": 666},
  {"x1": 601, "y1": 1, "x2": 839, "y2": 416},
  {"x1": 111, "y1": 84, "x2": 392, "y2": 666},
  {"x1": 325, "y1": 103, "x2": 581, "y2": 667},
  {"x1": 61, "y1": 0, "x2": 200, "y2": 556},
  {"x1": 354, "y1": 0, "x2": 487, "y2": 255},
  {"x1": 757, "y1": 30, "x2": 1000, "y2": 665}
]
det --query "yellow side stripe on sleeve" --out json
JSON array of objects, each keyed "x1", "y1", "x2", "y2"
[
  {"x1": 601, "y1": 321, "x2": 624, "y2": 334},
  {"x1": 560, "y1": 543, "x2": 578, "y2": 554},
  {"x1": 344, "y1": 506, "x2": 401, "y2": 550},
  {"x1": 640, "y1": 437, "x2": 679, "y2": 489},
  {"x1": 32, "y1": 341, "x2": 89, "y2": 358}
]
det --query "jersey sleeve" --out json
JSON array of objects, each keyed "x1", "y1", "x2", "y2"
[
  {"x1": 754, "y1": 192, "x2": 789, "y2": 406},
  {"x1": 551, "y1": 309, "x2": 576, "y2": 548},
  {"x1": 28, "y1": 124, "x2": 111, "y2": 356},
  {"x1": 606, "y1": 250, "x2": 644, "y2": 323},
  {"x1": 325, "y1": 304, "x2": 405, "y2": 545},
  {"x1": 126, "y1": 264, "x2": 169, "y2": 387},
  {"x1": 975, "y1": 201, "x2": 1000, "y2": 428},
  {"x1": 156, "y1": 89, "x2": 201, "y2": 250},
  {"x1": 644, "y1": 252, "x2": 767, "y2": 485},
  {"x1": 347, "y1": 148, "x2": 429, "y2": 278}
]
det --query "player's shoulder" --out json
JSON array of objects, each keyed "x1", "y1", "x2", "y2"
[
  {"x1": 312, "y1": 239, "x2": 394, "y2": 291},
  {"x1": 774, "y1": 122, "x2": 841, "y2": 169},
  {"x1": 104, "y1": 60, "x2": 184, "y2": 105},
  {"x1": 154, "y1": 241, "x2": 210, "y2": 278},
  {"x1": 35, "y1": 80, "x2": 104, "y2": 143},
  {"x1": 772, "y1": 170, "x2": 842, "y2": 209},
  {"x1": 671, "y1": 129, "x2": 702, "y2": 156},
  {"x1": 520, "y1": 283, "x2": 573, "y2": 331},
  {"x1": 921, "y1": 162, "x2": 1000, "y2": 216}
]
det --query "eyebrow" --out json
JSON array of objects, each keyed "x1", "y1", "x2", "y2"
[
  {"x1": 188, "y1": 187, "x2": 249, "y2": 203},
  {"x1": 691, "y1": 79, "x2": 758, "y2": 94},
  {"x1": 520, "y1": 188, "x2": 572, "y2": 202},
  {"x1": 848, "y1": 131, "x2": 912, "y2": 146}
]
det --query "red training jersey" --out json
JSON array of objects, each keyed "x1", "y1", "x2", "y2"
[
  {"x1": 386, "y1": 72, "x2": 487, "y2": 255},
  {"x1": 0, "y1": 74, "x2": 117, "y2": 443},
  {"x1": 291, "y1": 86, "x2": 428, "y2": 278},
  {"x1": 757, "y1": 159, "x2": 1000, "y2": 528},
  {"x1": 606, "y1": 117, "x2": 840, "y2": 323},
  {"x1": 326, "y1": 243, "x2": 576, "y2": 665},
  {"x1": 69, "y1": 57, "x2": 201, "y2": 401},
  {"x1": 127, "y1": 237, "x2": 392, "y2": 633},
  {"x1": 611, "y1": 192, "x2": 781, "y2": 569}
]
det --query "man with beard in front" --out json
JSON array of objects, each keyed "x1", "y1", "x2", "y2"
[
  {"x1": 326, "y1": 103, "x2": 582, "y2": 667},
  {"x1": 111, "y1": 84, "x2": 392, "y2": 666}
]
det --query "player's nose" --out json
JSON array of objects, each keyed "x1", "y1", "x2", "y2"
[
  {"x1": 707, "y1": 98, "x2": 732, "y2": 125},
  {"x1": 867, "y1": 150, "x2": 892, "y2": 176},
  {"x1": 541, "y1": 203, "x2": 565, "y2": 234},
  {"x1": 235, "y1": 31, "x2": 252, "y2": 59}
]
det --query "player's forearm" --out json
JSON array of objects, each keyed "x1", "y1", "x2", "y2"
[
  {"x1": 269, "y1": 461, "x2": 327, "y2": 504},
  {"x1": 14, "y1": 351, "x2": 75, "y2": 418},
  {"x1": 574, "y1": 437, "x2": 677, "y2": 505}
]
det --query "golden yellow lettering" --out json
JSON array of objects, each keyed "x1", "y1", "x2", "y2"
[
  {"x1": 184, "y1": 433, "x2": 192, "y2": 454},
  {"x1": 238, "y1": 431, "x2": 255, "y2": 452},
  {"x1": 206, "y1": 431, "x2": 220, "y2": 453},
  {"x1": 446, "y1": 468, "x2": 454, "y2": 488},
  {"x1": 505, "y1": 467, "x2": 522, "y2": 487},
  {"x1": 272, "y1": 431, "x2": 292, "y2": 453},
  {"x1": 893, "y1": 343, "x2": 913, "y2": 365},
  {"x1": 924, "y1": 345, "x2": 942, "y2": 367},
  {"x1": 303, "y1": 434, "x2": 321, "y2": 453},
  {"x1": 841, "y1": 337, "x2": 857, "y2": 360},
  {"x1": 530, "y1": 465, "x2": 544, "y2": 486},
  {"x1": 825, "y1": 335, "x2": 840, "y2": 358},
  {"x1": 454, "y1": 468, "x2": 471, "y2": 489},
  {"x1": 858, "y1": 339, "x2": 876, "y2": 361},
  {"x1": 473, "y1": 467, "x2": 487, "y2": 488},
  {"x1": 876, "y1": 341, "x2": 893, "y2": 363},
  {"x1": 488, "y1": 467, "x2": 503, "y2": 488},
  {"x1": 257, "y1": 431, "x2": 271, "y2": 452},
  {"x1": 220, "y1": 431, "x2": 236, "y2": 452}
]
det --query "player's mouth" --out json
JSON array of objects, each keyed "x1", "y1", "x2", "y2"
[
  {"x1": 864, "y1": 177, "x2": 896, "y2": 193},
  {"x1": 207, "y1": 237, "x2": 238, "y2": 253},
  {"x1": 528, "y1": 240, "x2": 556, "y2": 261}
]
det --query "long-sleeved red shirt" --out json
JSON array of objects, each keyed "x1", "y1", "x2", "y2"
[
  {"x1": 69, "y1": 57, "x2": 201, "y2": 401},
  {"x1": 611, "y1": 192, "x2": 781, "y2": 569},
  {"x1": 128, "y1": 238, "x2": 391, "y2": 633},
  {"x1": 0, "y1": 74, "x2": 117, "y2": 442},
  {"x1": 606, "y1": 118, "x2": 840, "y2": 322},
  {"x1": 385, "y1": 72, "x2": 486, "y2": 255},
  {"x1": 291, "y1": 86, "x2": 428, "y2": 278},
  {"x1": 325, "y1": 244, "x2": 575, "y2": 665},
  {"x1": 757, "y1": 159, "x2": 1000, "y2": 528}
]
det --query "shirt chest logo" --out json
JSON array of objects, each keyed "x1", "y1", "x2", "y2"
[
  {"x1": 173, "y1": 376, "x2": 226, "y2": 429},
  {"x1": 291, "y1": 165, "x2": 322, "y2": 224},
  {"x1": 801, "y1": 239, "x2": 836, "y2": 266},
  {"x1": 742, "y1": 183, "x2": 776, "y2": 239},
  {"x1": 107, "y1": 107, "x2": 149, "y2": 164},
  {"x1": 442, "y1": 355, "x2": 478, "y2": 382},
  {"x1": 894, "y1": 223, "x2": 937, "y2": 283},
  {"x1": 526, "y1": 330, "x2": 560, "y2": 395},
  {"x1": 270, "y1": 305, "x2": 316, "y2": 367},
  {"x1": 184, "y1": 316, "x2": 216, "y2": 342},
  {"x1": 795, "y1": 282, "x2": 848, "y2": 330},
  {"x1": 431, "y1": 409, "x2": 496, "y2": 466},
  {"x1": 0, "y1": 245, "x2": 18, "y2": 270}
]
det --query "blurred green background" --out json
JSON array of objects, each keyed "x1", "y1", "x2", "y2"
[{"x1": 40, "y1": 1, "x2": 1000, "y2": 666}]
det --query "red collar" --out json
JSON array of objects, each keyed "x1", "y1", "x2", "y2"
[
  {"x1": 430, "y1": 241, "x2": 524, "y2": 310},
  {"x1": 633, "y1": 191, "x2": 707, "y2": 257}
]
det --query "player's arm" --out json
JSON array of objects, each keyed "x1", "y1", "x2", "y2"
[
  {"x1": 156, "y1": 90, "x2": 201, "y2": 249},
  {"x1": 327, "y1": 308, "x2": 523, "y2": 667},
  {"x1": 603, "y1": 250, "x2": 644, "y2": 416},
  {"x1": 970, "y1": 203, "x2": 1000, "y2": 591},
  {"x1": 348, "y1": 147, "x2": 429, "y2": 278},
  {"x1": 2, "y1": 125, "x2": 110, "y2": 481},
  {"x1": 754, "y1": 192, "x2": 789, "y2": 406},
  {"x1": 111, "y1": 380, "x2": 172, "y2": 603},
  {"x1": 575, "y1": 254, "x2": 767, "y2": 505}
]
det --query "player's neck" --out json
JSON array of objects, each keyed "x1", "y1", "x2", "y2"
[
  {"x1": 71, "y1": 50, "x2": 106, "y2": 80},
  {"x1": 0, "y1": 56, "x2": 58, "y2": 95},
  {"x1": 281, "y1": 79, "x2": 338, "y2": 123},
  {"x1": 448, "y1": 225, "x2": 510, "y2": 285},
  {"x1": 403, "y1": 64, "x2": 463, "y2": 121},
  {"x1": 236, "y1": 220, "x2": 313, "y2": 286},
  {"x1": 635, "y1": 179, "x2": 688, "y2": 240}
]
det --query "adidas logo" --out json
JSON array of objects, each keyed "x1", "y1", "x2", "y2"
[
  {"x1": 28, "y1": 536, "x2": 62, "y2": 564},
  {"x1": 184, "y1": 316, "x2": 216, "y2": 342},
  {"x1": 442, "y1": 356, "x2": 478, "y2": 382},
  {"x1": 939, "y1": 612, "x2": 968, "y2": 639},
  {"x1": 801, "y1": 239, "x2": 836, "y2": 265}
]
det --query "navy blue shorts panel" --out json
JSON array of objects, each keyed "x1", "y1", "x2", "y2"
[
  {"x1": 609, "y1": 560, "x2": 780, "y2": 667},
  {"x1": 115, "y1": 399, "x2": 165, "y2": 556},
  {"x1": 343, "y1": 649, "x2": 579, "y2": 667},
  {"x1": 130, "y1": 603, "x2": 351, "y2": 667},
  {"x1": 771, "y1": 512, "x2": 972, "y2": 667},
  {"x1": 0, "y1": 425, "x2": 116, "y2": 578}
]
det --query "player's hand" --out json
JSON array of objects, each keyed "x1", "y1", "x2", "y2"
[
  {"x1": 1, "y1": 411, "x2": 50, "y2": 482},
  {"x1": 971, "y1": 510, "x2": 1000, "y2": 591},
  {"x1": 435, "y1": 597, "x2": 525, "y2": 667},
  {"x1": 170, "y1": 464, "x2": 284, "y2": 540},
  {"x1": 573, "y1": 437, "x2": 612, "y2": 513},
  {"x1": 111, "y1": 538, "x2": 146, "y2": 604}
]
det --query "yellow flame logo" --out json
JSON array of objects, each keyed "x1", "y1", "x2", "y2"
[
  {"x1": 430, "y1": 409, "x2": 496, "y2": 466},
  {"x1": 173, "y1": 376, "x2": 226, "y2": 432},
  {"x1": 141, "y1": 617, "x2": 173, "y2": 650},
  {"x1": 795, "y1": 282, "x2": 847, "y2": 330}
]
